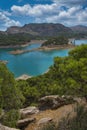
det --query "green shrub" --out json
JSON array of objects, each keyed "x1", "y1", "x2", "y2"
[{"x1": 1, "y1": 109, "x2": 20, "y2": 128}]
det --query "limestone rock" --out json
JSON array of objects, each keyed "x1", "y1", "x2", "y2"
[
  {"x1": 0, "y1": 124, "x2": 19, "y2": 130},
  {"x1": 20, "y1": 106, "x2": 39, "y2": 118},
  {"x1": 39, "y1": 95, "x2": 74, "y2": 110},
  {"x1": 17, "y1": 117, "x2": 36, "y2": 129}
]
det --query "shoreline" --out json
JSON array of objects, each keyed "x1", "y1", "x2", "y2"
[
  {"x1": 0, "y1": 38, "x2": 87, "y2": 49},
  {"x1": 0, "y1": 60, "x2": 8, "y2": 64},
  {"x1": 0, "y1": 40, "x2": 46, "y2": 49},
  {"x1": 15, "y1": 69, "x2": 50, "y2": 80},
  {"x1": 40, "y1": 44, "x2": 75, "y2": 51},
  {"x1": 16, "y1": 74, "x2": 32, "y2": 80},
  {"x1": 10, "y1": 44, "x2": 75, "y2": 55},
  {"x1": 0, "y1": 43, "x2": 30, "y2": 49}
]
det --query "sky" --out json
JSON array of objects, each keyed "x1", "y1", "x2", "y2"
[{"x1": 0, "y1": 0, "x2": 87, "y2": 30}]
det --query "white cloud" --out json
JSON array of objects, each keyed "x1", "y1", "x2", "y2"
[
  {"x1": 11, "y1": 3, "x2": 59, "y2": 17},
  {"x1": 53, "y1": 0, "x2": 87, "y2": 7},
  {"x1": 11, "y1": 4, "x2": 31, "y2": 15},
  {"x1": 2, "y1": 11, "x2": 11, "y2": 16},
  {"x1": 10, "y1": 2, "x2": 87, "y2": 26},
  {"x1": 0, "y1": 11, "x2": 21, "y2": 30},
  {"x1": 34, "y1": 6, "x2": 87, "y2": 26},
  {"x1": 1, "y1": 0, "x2": 87, "y2": 30},
  {"x1": 45, "y1": 6, "x2": 87, "y2": 26}
]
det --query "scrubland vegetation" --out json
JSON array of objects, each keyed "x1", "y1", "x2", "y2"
[{"x1": 0, "y1": 44, "x2": 87, "y2": 129}]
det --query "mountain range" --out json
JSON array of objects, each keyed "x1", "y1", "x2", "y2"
[
  {"x1": 1, "y1": 24, "x2": 87, "y2": 37},
  {"x1": 70, "y1": 25, "x2": 87, "y2": 33},
  {"x1": 6, "y1": 23, "x2": 72, "y2": 36}
]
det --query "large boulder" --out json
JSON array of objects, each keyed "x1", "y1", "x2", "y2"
[
  {"x1": 0, "y1": 124, "x2": 19, "y2": 130},
  {"x1": 20, "y1": 106, "x2": 39, "y2": 118},
  {"x1": 39, "y1": 95, "x2": 74, "y2": 110},
  {"x1": 17, "y1": 117, "x2": 36, "y2": 129}
]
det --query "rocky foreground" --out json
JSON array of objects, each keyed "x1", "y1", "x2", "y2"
[
  {"x1": 0, "y1": 124, "x2": 19, "y2": 130},
  {"x1": 0, "y1": 95, "x2": 86, "y2": 130},
  {"x1": 21, "y1": 95, "x2": 86, "y2": 130},
  {"x1": 18, "y1": 95, "x2": 86, "y2": 130}
]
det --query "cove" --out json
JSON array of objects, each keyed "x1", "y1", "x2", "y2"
[{"x1": 0, "y1": 40, "x2": 87, "y2": 77}]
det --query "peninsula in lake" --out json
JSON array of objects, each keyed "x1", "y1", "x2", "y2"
[{"x1": 10, "y1": 36, "x2": 75, "y2": 55}]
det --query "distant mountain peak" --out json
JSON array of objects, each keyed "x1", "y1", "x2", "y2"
[
  {"x1": 71, "y1": 25, "x2": 87, "y2": 32},
  {"x1": 6, "y1": 23, "x2": 72, "y2": 36}
]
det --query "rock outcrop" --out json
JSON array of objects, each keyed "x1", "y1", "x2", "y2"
[
  {"x1": 0, "y1": 124, "x2": 19, "y2": 130},
  {"x1": 17, "y1": 96, "x2": 85, "y2": 130},
  {"x1": 20, "y1": 106, "x2": 39, "y2": 118},
  {"x1": 39, "y1": 95, "x2": 74, "y2": 110},
  {"x1": 17, "y1": 118, "x2": 36, "y2": 129}
]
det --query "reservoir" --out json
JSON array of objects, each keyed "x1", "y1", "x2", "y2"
[{"x1": 0, "y1": 40, "x2": 87, "y2": 77}]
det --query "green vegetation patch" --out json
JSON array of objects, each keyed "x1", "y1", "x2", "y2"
[
  {"x1": 17, "y1": 44, "x2": 87, "y2": 106},
  {"x1": 0, "y1": 33, "x2": 31, "y2": 46},
  {"x1": 0, "y1": 44, "x2": 87, "y2": 128},
  {"x1": 42, "y1": 36, "x2": 68, "y2": 47}
]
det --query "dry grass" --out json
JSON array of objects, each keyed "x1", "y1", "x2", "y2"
[{"x1": 25, "y1": 104, "x2": 75, "y2": 130}]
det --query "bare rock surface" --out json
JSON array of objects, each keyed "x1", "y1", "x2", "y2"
[
  {"x1": 20, "y1": 106, "x2": 39, "y2": 118},
  {"x1": 24, "y1": 96, "x2": 86, "y2": 130},
  {"x1": 17, "y1": 118, "x2": 36, "y2": 128},
  {"x1": 25, "y1": 104, "x2": 75, "y2": 130},
  {"x1": 39, "y1": 95, "x2": 74, "y2": 110},
  {"x1": 0, "y1": 124, "x2": 19, "y2": 130}
]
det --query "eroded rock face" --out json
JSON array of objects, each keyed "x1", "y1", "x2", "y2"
[
  {"x1": 0, "y1": 124, "x2": 19, "y2": 130},
  {"x1": 20, "y1": 106, "x2": 39, "y2": 119},
  {"x1": 17, "y1": 117, "x2": 36, "y2": 129},
  {"x1": 39, "y1": 95, "x2": 74, "y2": 110}
]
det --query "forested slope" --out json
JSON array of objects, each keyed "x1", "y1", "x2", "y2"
[{"x1": 0, "y1": 44, "x2": 87, "y2": 128}]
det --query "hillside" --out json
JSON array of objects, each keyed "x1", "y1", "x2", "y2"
[
  {"x1": 0, "y1": 33, "x2": 31, "y2": 46},
  {"x1": 71, "y1": 25, "x2": 87, "y2": 33},
  {"x1": 6, "y1": 24, "x2": 87, "y2": 39},
  {"x1": 0, "y1": 44, "x2": 87, "y2": 130},
  {"x1": 0, "y1": 23, "x2": 87, "y2": 47},
  {"x1": 6, "y1": 23, "x2": 72, "y2": 36},
  {"x1": 41, "y1": 36, "x2": 68, "y2": 47}
]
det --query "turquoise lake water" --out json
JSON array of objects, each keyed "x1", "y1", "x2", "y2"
[{"x1": 0, "y1": 40, "x2": 87, "y2": 77}]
